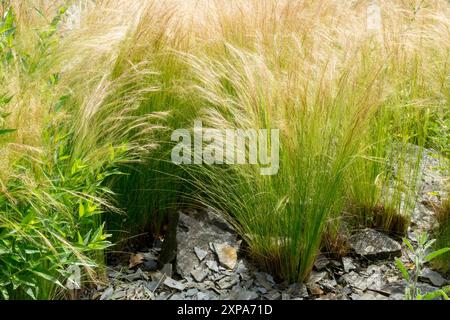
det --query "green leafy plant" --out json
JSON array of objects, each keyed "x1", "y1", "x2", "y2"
[
  {"x1": 395, "y1": 232, "x2": 450, "y2": 300},
  {"x1": 0, "y1": 2, "x2": 164, "y2": 299},
  {"x1": 0, "y1": 4, "x2": 15, "y2": 64},
  {"x1": 0, "y1": 128, "x2": 127, "y2": 299}
]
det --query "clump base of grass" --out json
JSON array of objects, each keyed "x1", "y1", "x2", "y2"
[
  {"x1": 346, "y1": 201, "x2": 410, "y2": 237},
  {"x1": 371, "y1": 203, "x2": 410, "y2": 237},
  {"x1": 320, "y1": 220, "x2": 351, "y2": 259}
]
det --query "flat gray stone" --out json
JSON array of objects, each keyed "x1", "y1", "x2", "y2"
[
  {"x1": 145, "y1": 281, "x2": 160, "y2": 292},
  {"x1": 99, "y1": 287, "x2": 114, "y2": 300},
  {"x1": 185, "y1": 288, "x2": 199, "y2": 297},
  {"x1": 236, "y1": 290, "x2": 259, "y2": 300},
  {"x1": 281, "y1": 293, "x2": 291, "y2": 300},
  {"x1": 123, "y1": 268, "x2": 147, "y2": 281},
  {"x1": 235, "y1": 260, "x2": 249, "y2": 275},
  {"x1": 163, "y1": 277, "x2": 185, "y2": 291},
  {"x1": 191, "y1": 269, "x2": 208, "y2": 282},
  {"x1": 366, "y1": 272, "x2": 385, "y2": 291},
  {"x1": 351, "y1": 291, "x2": 388, "y2": 300},
  {"x1": 264, "y1": 291, "x2": 281, "y2": 300},
  {"x1": 286, "y1": 283, "x2": 309, "y2": 298},
  {"x1": 142, "y1": 259, "x2": 158, "y2": 272},
  {"x1": 206, "y1": 260, "x2": 219, "y2": 272},
  {"x1": 194, "y1": 247, "x2": 208, "y2": 261},
  {"x1": 419, "y1": 268, "x2": 447, "y2": 287},
  {"x1": 169, "y1": 293, "x2": 186, "y2": 300},
  {"x1": 321, "y1": 279, "x2": 338, "y2": 292},
  {"x1": 342, "y1": 257, "x2": 357, "y2": 273},
  {"x1": 349, "y1": 229, "x2": 401, "y2": 260},
  {"x1": 176, "y1": 211, "x2": 239, "y2": 277},
  {"x1": 155, "y1": 293, "x2": 170, "y2": 300},
  {"x1": 265, "y1": 273, "x2": 275, "y2": 284},
  {"x1": 110, "y1": 290, "x2": 126, "y2": 300},
  {"x1": 256, "y1": 286, "x2": 267, "y2": 294},
  {"x1": 342, "y1": 271, "x2": 370, "y2": 291},
  {"x1": 314, "y1": 255, "x2": 330, "y2": 271},
  {"x1": 197, "y1": 291, "x2": 211, "y2": 300},
  {"x1": 217, "y1": 275, "x2": 239, "y2": 290},
  {"x1": 307, "y1": 271, "x2": 328, "y2": 286},
  {"x1": 254, "y1": 272, "x2": 274, "y2": 290}
]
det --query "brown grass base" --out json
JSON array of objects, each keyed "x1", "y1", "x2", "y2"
[
  {"x1": 320, "y1": 226, "x2": 350, "y2": 259},
  {"x1": 371, "y1": 203, "x2": 410, "y2": 237}
]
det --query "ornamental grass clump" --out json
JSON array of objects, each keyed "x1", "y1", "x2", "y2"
[{"x1": 0, "y1": 0, "x2": 448, "y2": 296}]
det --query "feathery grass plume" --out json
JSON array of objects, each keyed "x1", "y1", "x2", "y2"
[
  {"x1": 83, "y1": 1, "x2": 203, "y2": 240},
  {"x1": 181, "y1": 36, "x2": 382, "y2": 281}
]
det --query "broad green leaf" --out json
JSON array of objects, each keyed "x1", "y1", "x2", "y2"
[
  {"x1": 402, "y1": 237, "x2": 414, "y2": 253},
  {"x1": 424, "y1": 247, "x2": 450, "y2": 262},
  {"x1": 0, "y1": 129, "x2": 16, "y2": 136},
  {"x1": 421, "y1": 290, "x2": 448, "y2": 301},
  {"x1": 395, "y1": 258, "x2": 410, "y2": 281},
  {"x1": 77, "y1": 232, "x2": 83, "y2": 245},
  {"x1": 83, "y1": 230, "x2": 92, "y2": 246},
  {"x1": 424, "y1": 239, "x2": 436, "y2": 251},
  {"x1": 21, "y1": 212, "x2": 36, "y2": 225},
  {"x1": 78, "y1": 202, "x2": 85, "y2": 218},
  {"x1": 31, "y1": 270, "x2": 64, "y2": 288},
  {"x1": 87, "y1": 200, "x2": 97, "y2": 214},
  {"x1": 54, "y1": 94, "x2": 69, "y2": 112},
  {"x1": 441, "y1": 285, "x2": 450, "y2": 293},
  {"x1": 0, "y1": 94, "x2": 12, "y2": 106}
]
